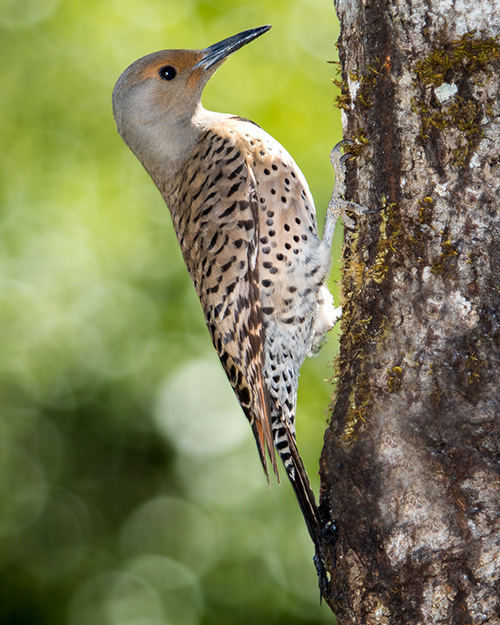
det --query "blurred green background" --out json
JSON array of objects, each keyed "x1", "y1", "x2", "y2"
[{"x1": 0, "y1": 0, "x2": 343, "y2": 623}]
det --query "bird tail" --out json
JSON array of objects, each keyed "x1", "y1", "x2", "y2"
[
  {"x1": 247, "y1": 371, "x2": 280, "y2": 484},
  {"x1": 276, "y1": 419, "x2": 322, "y2": 549},
  {"x1": 251, "y1": 415, "x2": 280, "y2": 484},
  {"x1": 277, "y1": 419, "x2": 330, "y2": 597}
]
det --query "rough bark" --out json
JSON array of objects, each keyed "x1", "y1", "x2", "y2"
[{"x1": 318, "y1": 1, "x2": 500, "y2": 623}]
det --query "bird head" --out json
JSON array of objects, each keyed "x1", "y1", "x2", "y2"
[{"x1": 112, "y1": 25, "x2": 271, "y2": 174}]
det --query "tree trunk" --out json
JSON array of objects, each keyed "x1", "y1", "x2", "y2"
[{"x1": 318, "y1": 1, "x2": 500, "y2": 623}]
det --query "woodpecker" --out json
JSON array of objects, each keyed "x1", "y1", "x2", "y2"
[{"x1": 112, "y1": 25, "x2": 370, "y2": 586}]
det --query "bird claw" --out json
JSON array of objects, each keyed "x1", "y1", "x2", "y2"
[
  {"x1": 329, "y1": 140, "x2": 354, "y2": 172},
  {"x1": 331, "y1": 139, "x2": 354, "y2": 151},
  {"x1": 343, "y1": 200, "x2": 372, "y2": 216},
  {"x1": 340, "y1": 152, "x2": 355, "y2": 166},
  {"x1": 326, "y1": 139, "x2": 375, "y2": 229}
]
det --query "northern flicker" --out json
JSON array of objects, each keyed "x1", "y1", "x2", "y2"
[{"x1": 112, "y1": 25, "x2": 370, "y2": 585}]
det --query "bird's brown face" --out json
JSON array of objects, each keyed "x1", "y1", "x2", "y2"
[
  {"x1": 112, "y1": 26, "x2": 272, "y2": 176},
  {"x1": 113, "y1": 25, "x2": 271, "y2": 129},
  {"x1": 112, "y1": 49, "x2": 206, "y2": 128},
  {"x1": 132, "y1": 49, "x2": 205, "y2": 89}
]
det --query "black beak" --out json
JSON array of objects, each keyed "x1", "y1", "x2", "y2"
[{"x1": 194, "y1": 25, "x2": 271, "y2": 71}]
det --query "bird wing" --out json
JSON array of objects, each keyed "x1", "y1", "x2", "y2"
[
  {"x1": 167, "y1": 125, "x2": 279, "y2": 481},
  {"x1": 226, "y1": 120, "x2": 328, "y2": 432}
]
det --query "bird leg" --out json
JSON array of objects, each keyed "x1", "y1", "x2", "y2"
[
  {"x1": 322, "y1": 140, "x2": 373, "y2": 247},
  {"x1": 311, "y1": 141, "x2": 379, "y2": 597}
]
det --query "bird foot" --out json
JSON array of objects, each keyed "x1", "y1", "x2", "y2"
[{"x1": 327, "y1": 140, "x2": 375, "y2": 229}]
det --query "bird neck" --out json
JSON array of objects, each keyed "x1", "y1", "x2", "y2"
[{"x1": 137, "y1": 104, "x2": 229, "y2": 193}]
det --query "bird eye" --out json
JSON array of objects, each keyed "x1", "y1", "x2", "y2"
[{"x1": 158, "y1": 65, "x2": 177, "y2": 81}]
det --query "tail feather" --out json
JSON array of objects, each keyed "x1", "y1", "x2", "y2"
[
  {"x1": 279, "y1": 419, "x2": 322, "y2": 548},
  {"x1": 249, "y1": 371, "x2": 280, "y2": 483},
  {"x1": 251, "y1": 416, "x2": 280, "y2": 484},
  {"x1": 248, "y1": 393, "x2": 328, "y2": 595},
  {"x1": 278, "y1": 419, "x2": 330, "y2": 597}
]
